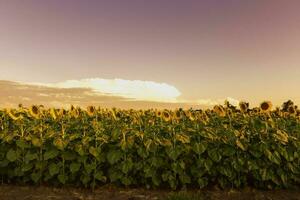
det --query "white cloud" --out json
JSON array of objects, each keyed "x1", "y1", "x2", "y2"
[
  {"x1": 182, "y1": 97, "x2": 240, "y2": 107},
  {"x1": 24, "y1": 78, "x2": 182, "y2": 102},
  {"x1": 10, "y1": 79, "x2": 240, "y2": 108},
  {"x1": 226, "y1": 97, "x2": 240, "y2": 107}
]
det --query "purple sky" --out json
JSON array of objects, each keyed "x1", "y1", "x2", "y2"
[{"x1": 0, "y1": 0, "x2": 300, "y2": 107}]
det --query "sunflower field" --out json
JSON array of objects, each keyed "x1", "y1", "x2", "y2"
[{"x1": 0, "y1": 100, "x2": 299, "y2": 190}]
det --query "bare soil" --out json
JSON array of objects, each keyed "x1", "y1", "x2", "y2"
[{"x1": 0, "y1": 184, "x2": 299, "y2": 200}]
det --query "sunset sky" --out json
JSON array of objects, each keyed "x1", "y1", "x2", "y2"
[{"x1": 0, "y1": 0, "x2": 300, "y2": 108}]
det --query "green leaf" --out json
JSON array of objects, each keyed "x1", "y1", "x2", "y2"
[
  {"x1": 192, "y1": 143, "x2": 207, "y2": 155},
  {"x1": 44, "y1": 149, "x2": 59, "y2": 160},
  {"x1": 108, "y1": 169, "x2": 122, "y2": 182},
  {"x1": 31, "y1": 172, "x2": 41, "y2": 183},
  {"x1": 167, "y1": 147, "x2": 181, "y2": 161},
  {"x1": 179, "y1": 174, "x2": 191, "y2": 184},
  {"x1": 94, "y1": 171, "x2": 106, "y2": 182},
  {"x1": 31, "y1": 137, "x2": 42, "y2": 147},
  {"x1": 49, "y1": 163, "x2": 60, "y2": 176},
  {"x1": 21, "y1": 163, "x2": 33, "y2": 172},
  {"x1": 16, "y1": 139, "x2": 30, "y2": 149},
  {"x1": 80, "y1": 174, "x2": 91, "y2": 186},
  {"x1": 89, "y1": 146, "x2": 99, "y2": 157},
  {"x1": 107, "y1": 149, "x2": 122, "y2": 165},
  {"x1": 198, "y1": 177, "x2": 208, "y2": 188},
  {"x1": 62, "y1": 151, "x2": 76, "y2": 160},
  {"x1": 152, "y1": 174, "x2": 161, "y2": 186},
  {"x1": 222, "y1": 146, "x2": 236, "y2": 157},
  {"x1": 58, "y1": 174, "x2": 67, "y2": 184},
  {"x1": 84, "y1": 162, "x2": 96, "y2": 174},
  {"x1": 121, "y1": 159, "x2": 133, "y2": 174},
  {"x1": 208, "y1": 148, "x2": 222, "y2": 162},
  {"x1": 0, "y1": 160, "x2": 9, "y2": 167},
  {"x1": 204, "y1": 159, "x2": 213, "y2": 172},
  {"x1": 6, "y1": 149, "x2": 18, "y2": 162},
  {"x1": 53, "y1": 138, "x2": 66, "y2": 150},
  {"x1": 121, "y1": 176, "x2": 132, "y2": 186},
  {"x1": 70, "y1": 162, "x2": 81, "y2": 173},
  {"x1": 25, "y1": 152, "x2": 38, "y2": 162},
  {"x1": 75, "y1": 144, "x2": 86, "y2": 156},
  {"x1": 265, "y1": 150, "x2": 281, "y2": 165}
]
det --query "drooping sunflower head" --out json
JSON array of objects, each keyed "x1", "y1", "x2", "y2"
[
  {"x1": 6, "y1": 108, "x2": 23, "y2": 121},
  {"x1": 29, "y1": 105, "x2": 39, "y2": 118},
  {"x1": 213, "y1": 105, "x2": 226, "y2": 117},
  {"x1": 50, "y1": 108, "x2": 57, "y2": 120},
  {"x1": 162, "y1": 110, "x2": 171, "y2": 122},
  {"x1": 282, "y1": 100, "x2": 294, "y2": 111},
  {"x1": 58, "y1": 108, "x2": 67, "y2": 117},
  {"x1": 174, "y1": 109, "x2": 182, "y2": 119},
  {"x1": 70, "y1": 106, "x2": 80, "y2": 118},
  {"x1": 239, "y1": 101, "x2": 249, "y2": 113},
  {"x1": 296, "y1": 109, "x2": 300, "y2": 116},
  {"x1": 87, "y1": 106, "x2": 96, "y2": 116},
  {"x1": 260, "y1": 101, "x2": 272, "y2": 112},
  {"x1": 288, "y1": 106, "x2": 296, "y2": 114},
  {"x1": 70, "y1": 105, "x2": 75, "y2": 112}
]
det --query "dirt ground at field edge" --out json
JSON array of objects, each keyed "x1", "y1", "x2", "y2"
[{"x1": 0, "y1": 184, "x2": 299, "y2": 200}]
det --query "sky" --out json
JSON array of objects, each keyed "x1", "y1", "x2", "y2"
[{"x1": 0, "y1": 0, "x2": 300, "y2": 108}]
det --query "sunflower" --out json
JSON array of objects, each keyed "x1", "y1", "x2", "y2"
[
  {"x1": 187, "y1": 111, "x2": 195, "y2": 121},
  {"x1": 50, "y1": 108, "x2": 57, "y2": 120},
  {"x1": 260, "y1": 101, "x2": 272, "y2": 112},
  {"x1": 156, "y1": 110, "x2": 162, "y2": 118},
  {"x1": 110, "y1": 109, "x2": 117, "y2": 120},
  {"x1": 174, "y1": 109, "x2": 182, "y2": 120},
  {"x1": 70, "y1": 105, "x2": 75, "y2": 112},
  {"x1": 288, "y1": 106, "x2": 296, "y2": 115},
  {"x1": 6, "y1": 109, "x2": 23, "y2": 121},
  {"x1": 239, "y1": 101, "x2": 249, "y2": 113},
  {"x1": 252, "y1": 107, "x2": 260, "y2": 114},
  {"x1": 68, "y1": 105, "x2": 79, "y2": 118},
  {"x1": 213, "y1": 105, "x2": 226, "y2": 117},
  {"x1": 58, "y1": 108, "x2": 67, "y2": 117},
  {"x1": 162, "y1": 110, "x2": 171, "y2": 122},
  {"x1": 87, "y1": 106, "x2": 96, "y2": 116},
  {"x1": 282, "y1": 100, "x2": 294, "y2": 112},
  {"x1": 29, "y1": 105, "x2": 39, "y2": 119}
]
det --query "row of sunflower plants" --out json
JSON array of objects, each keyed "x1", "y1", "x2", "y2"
[{"x1": 0, "y1": 101, "x2": 299, "y2": 189}]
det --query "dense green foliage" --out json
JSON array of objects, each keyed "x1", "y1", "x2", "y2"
[{"x1": 0, "y1": 102, "x2": 299, "y2": 189}]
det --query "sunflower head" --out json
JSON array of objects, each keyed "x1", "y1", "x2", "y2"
[
  {"x1": 288, "y1": 106, "x2": 296, "y2": 114},
  {"x1": 70, "y1": 105, "x2": 75, "y2": 112},
  {"x1": 296, "y1": 109, "x2": 300, "y2": 116},
  {"x1": 174, "y1": 109, "x2": 182, "y2": 119},
  {"x1": 213, "y1": 105, "x2": 226, "y2": 117},
  {"x1": 156, "y1": 110, "x2": 162, "y2": 118},
  {"x1": 50, "y1": 108, "x2": 57, "y2": 120},
  {"x1": 87, "y1": 106, "x2": 96, "y2": 116},
  {"x1": 58, "y1": 108, "x2": 67, "y2": 117},
  {"x1": 162, "y1": 110, "x2": 171, "y2": 122},
  {"x1": 282, "y1": 100, "x2": 294, "y2": 111},
  {"x1": 6, "y1": 108, "x2": 23, "y2": 121},
  {"x1": 29, "y1": 105, "x2": 40, "y2": 118},
  {"x1": 239, "y1": 101, "x2": 249, "y2": 113},
  {"x1": 71, "y1": 107, "x2": 80, "y2": 118},
  {"x1": 260, "y1": 101, "x2": 272, "y2": 112}
]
